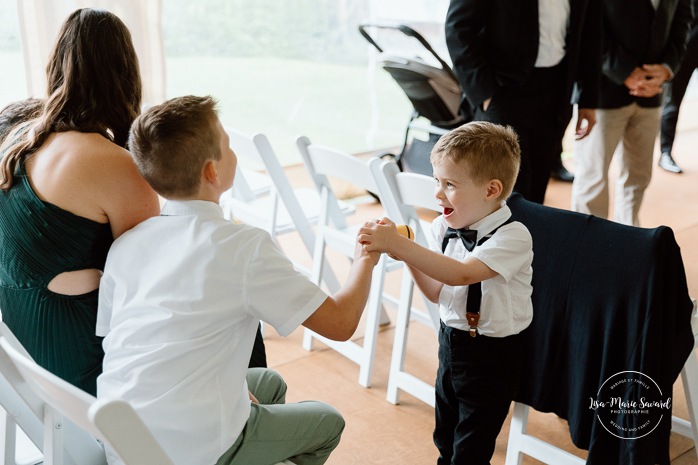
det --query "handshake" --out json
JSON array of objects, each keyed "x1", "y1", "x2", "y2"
[
  {"x1": 357, "y1": 220, "x2": 415, "y2": 262},
  {"x1": 623, "y1": 64, "x2": 672, "y2": 98}
]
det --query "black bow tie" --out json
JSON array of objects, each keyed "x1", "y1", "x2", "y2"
[{"x1": 442, "y1": 227, "x2": 478, "y2": 252}]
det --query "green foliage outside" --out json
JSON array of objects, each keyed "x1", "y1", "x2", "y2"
[{"x1": 1, "y1": 0, "x2": 414, "y2": 165}]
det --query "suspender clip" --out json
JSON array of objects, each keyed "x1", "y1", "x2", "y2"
[{"x1": 466, "y1": 312, "x2": 479, "y2": 338}]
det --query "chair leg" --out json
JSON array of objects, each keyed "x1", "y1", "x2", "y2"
[
  {"x1": 671, "y1": 305, "x2": 698, "y2": 459},
  {"x1": 671, "y1": 350, "x2": 698, "y2": 458},
  {"x1": 357, "y1": 256, "x2": 388, "y2": 388},
  {"x1": 43, "y1": 407, "x2": 63, "y2": 465},
  {"x1": 387, "y1": 271, "x2": 415, "y2": 405},
  {"x1": 304, "y1": 233, "x2": 328, "y2": 353},
  {"x1": 1, "y1": 408, "x2": 17, "y2": 465},
  {"x1": 505, "y1": 402, "x2": 528, "y2": 465},
  {"x1": 301, "y1": 255, "x2": 388, "y2": 388}
]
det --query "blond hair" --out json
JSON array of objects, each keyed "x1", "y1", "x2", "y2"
[
  {"x1": 430, "y1": 121, "x2": 521, "y2": 199},
  {"x1": 128, "y1": 95, "x2": 220, "y2": 198}
]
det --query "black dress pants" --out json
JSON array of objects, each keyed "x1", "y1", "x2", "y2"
[
  {"x1": 660, "y1": 25, "x2": 698, "y2": 154},
  {"x1": 474, "y1": 62, "x2": 568, "y2": 204},
  {"x1": 434, "y1": 324, "x2": 523, "y2": 465},
  {"x1": 248, "y1": 323, "x2": 268, "y2": 368}
]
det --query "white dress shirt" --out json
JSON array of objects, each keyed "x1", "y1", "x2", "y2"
[
  {"x1": 535, "y1": 0, "x2": 571, "y2": 67},
  {"x1": 96, "y1": 200, "x2": 328, "y2": 465},
  {"x1": 429, "y1": 203, "x2": 534, "y2": 337}
]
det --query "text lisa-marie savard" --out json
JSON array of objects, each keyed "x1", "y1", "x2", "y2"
[{"x1": 589, "y1": 397, "x2": 672, "y2": 411}]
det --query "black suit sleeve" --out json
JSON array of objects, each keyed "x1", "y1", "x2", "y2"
[
  {"x1": 574, "y1": 0, "x2": 603, "y2": 108},
  {"x1": 600, "y1": 2, "x2": 644, "y2": 86},
  {"x1": 445, "y1": 0, "x2": 499, "y2": 109},
  {"x1": 662, "y1": 0, "x2": 693, "y2": 73}
]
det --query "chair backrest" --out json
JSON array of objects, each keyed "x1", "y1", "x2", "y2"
[
  {"x1": 227, "y1": 128, "x2": 323, "y2": 243},
  {"x1": 224, "y1": 129, "x2": 355, "y2": 235},
  {"x1": 0, "y1": 333, "x2": 173, "y2": 465},
  {"x1": 297, "y1": 137, "x2": 379, "y2": 197},
  {"x1": 368, "y1": 157, "x2": 441, "y2": 330},
  {"x1": 368, "y1": 157, "x2": 439, "y2": 246},
  {"x1": 297, "y1": 136, "x2": 376, "y2": 231},
  {"x1": 0, "y1": 321, "x2": 105, "y2": 465}
]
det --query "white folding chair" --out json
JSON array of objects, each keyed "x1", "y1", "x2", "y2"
[
  {"x1": 369, "y1": 157, "x2": 441, "y2": 406},
  {"x1": 670, "y1": 300, "x2": 698, "y2": 452},
  {"x1": 0, "y1": 322, "x2": 105, "y2": 465},
  {"x1": 296, "y1": 136, "x2": 398, "y2": 388},
  {"x1": 220, "y1": 128, "x2": 354, "y2": 290},
  {"x1": 0, "y1": 335, "x2": 171, "y2": 465},
  {"x1": 0, "y1": 323, "x2": 298, "y2": 465}
]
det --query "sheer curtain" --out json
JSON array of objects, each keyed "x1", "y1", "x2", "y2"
[
  {"x1": 16, "y1": 0, "x2": 166, "y2": 105},
  {"x1": 361, "y1": 0, "x2": 450, "y2": 147}
]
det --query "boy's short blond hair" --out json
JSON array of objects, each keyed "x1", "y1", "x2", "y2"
[
  {"x1": 129, "y1": 95, "x2": 220, "y2": 198},
  {"x1": 430, "y1": 121, "x2": 521, "y2": 199}
]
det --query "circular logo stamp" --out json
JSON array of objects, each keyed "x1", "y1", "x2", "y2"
[{"x1": 589, "y1": 371, "x2": 672, "y2": 439}]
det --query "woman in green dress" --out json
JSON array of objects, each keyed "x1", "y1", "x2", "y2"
[{"x1": 0, "y1": 8, "x2": 159, "y2": 395}]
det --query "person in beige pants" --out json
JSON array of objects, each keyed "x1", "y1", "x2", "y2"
[
  {"x1": 571, "y1": 0, "x2": 692, "y2": 226},
  {"x1": 572, "y1": 104, "x2": 660, "y2": 226}
]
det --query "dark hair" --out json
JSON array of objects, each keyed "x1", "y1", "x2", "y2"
[
  {"x1": 430, "y1": 121, "x2": 521, "y2": 200},
  {"x1": 129, "y1": 95, "x2": 221, "y2": 198},
  {"x1": 0, "y1": 8, "x2": 142, "y2": 190},
  {"x1": 0, "y1": 98, "x2": 45, "y2": 144}
]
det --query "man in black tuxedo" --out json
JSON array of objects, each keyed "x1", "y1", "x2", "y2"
[
  {"x1": 571, "y1": 0, "x2": 693, "y2": 226},
  {"x1": 445, "y1": 0, "x2": 602, "y2": 205}
]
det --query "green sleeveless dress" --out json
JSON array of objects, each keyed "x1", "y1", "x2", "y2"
[{"x1": 0, "y1": 162, "x2": 112, "y2": 395}]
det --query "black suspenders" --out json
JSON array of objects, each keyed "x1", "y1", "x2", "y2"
[{"x1": 442, "y1": 218, "x2": 514, "y2": 337}]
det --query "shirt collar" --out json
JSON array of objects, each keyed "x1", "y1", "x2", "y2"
[
  {"x1": 160, "y1": 199, "x2": 225, "y2": 218},
  {"x1": 469, "y1": 201, "x2": 512, "y2": 241}
]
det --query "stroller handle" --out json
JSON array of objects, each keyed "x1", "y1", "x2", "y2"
[{"x1": 358, "y1": 21, "x2": 456, "y2": 79}]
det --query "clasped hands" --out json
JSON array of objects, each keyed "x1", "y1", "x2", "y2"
[
  {"x1": 624, "y1": 65, "x2": 671, "y2": 98},
  {"x1": 357, "y1": 218, "x2": 401, "y2": 261}
]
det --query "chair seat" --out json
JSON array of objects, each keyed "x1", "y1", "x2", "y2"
[{"x1": 238, "y1": 168, "x2": 273, "y2": 197}]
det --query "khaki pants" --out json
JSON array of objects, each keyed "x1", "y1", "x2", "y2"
[
  {"x1": 571, "y1": 103, "x2": 660, "y2": 226},
  {"x1": 216, "y1": 368, "x2": 344, "y2": 465}
]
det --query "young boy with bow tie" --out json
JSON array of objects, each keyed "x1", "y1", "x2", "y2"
[{"x1": 359, "y1": 121, "x2": 533, "y2": 465}]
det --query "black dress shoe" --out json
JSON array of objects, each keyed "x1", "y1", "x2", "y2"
[
  {"x1": 658, "y1": 152, "x2": 683, "y2": 174},
  {"x1": 551, "y1": 165, "x2": 575, "y2": 182}
]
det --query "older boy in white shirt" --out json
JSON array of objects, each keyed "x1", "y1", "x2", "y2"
[
  {"x1": 359, "y1": 121, "x2": 533, "y2": 465},
  {"x1": 97, "y1": 95, "x2": 379, "y2": 465}
]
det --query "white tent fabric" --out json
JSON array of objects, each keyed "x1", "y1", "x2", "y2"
[{"x1": 16, "y1": 0, "x2": 166, "y2": 106}]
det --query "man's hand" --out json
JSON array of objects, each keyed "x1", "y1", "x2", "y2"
[
  {"x1": 642, "y1": 64, "x2": 671, "y2": 88},
  {"x1": 624, "y1": 67, "x2": 648, "y2": 91},
  {"x1": 575, "y1": 108, "x2": 596, "y2": 140},
  {"x1": 624, "y1": 66, "x2": 665, "y2": 98}
]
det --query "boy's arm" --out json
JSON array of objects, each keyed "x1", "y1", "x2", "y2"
[
  {"x1": 358, "y1": 218, "x2": 498, "y2": 288},
  {"x1": 302, "y1": 242, "x2": 380, "y2": 341},
  {"x1": 405, "y1": 263, "x2": 443, "y2": 303}
]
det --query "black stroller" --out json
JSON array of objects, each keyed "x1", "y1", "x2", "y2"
[{"x1": 358, "y1": 22, "x2": 467, "y2": 176}]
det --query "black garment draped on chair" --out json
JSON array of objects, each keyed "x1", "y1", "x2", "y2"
[{"x1": 507, "y1": 193, "x2": 694, "y2": 465}]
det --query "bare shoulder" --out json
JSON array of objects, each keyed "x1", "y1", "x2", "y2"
[
  {"x1": 77, "y1": 135, "x2": 159, "y2": 238},
  {"x1": 30, "y1": 132, "x2": 160, "y2": 237}
]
